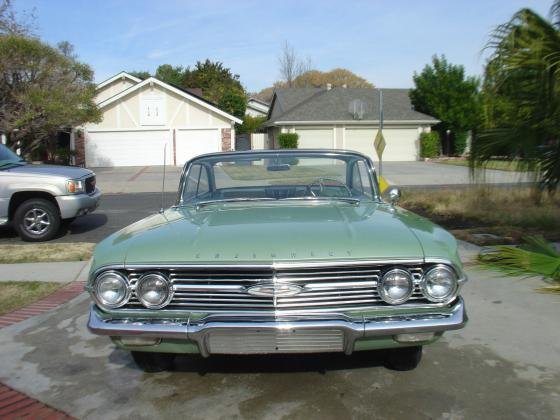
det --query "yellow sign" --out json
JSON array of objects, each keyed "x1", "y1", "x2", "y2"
[{"x1": 374, "y1": 130, "x2": 386, "y2": 158}]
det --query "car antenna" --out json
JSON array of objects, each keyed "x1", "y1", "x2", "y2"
[{"x1": 160, "y1": 143, "x2": 166, "y2": 214}]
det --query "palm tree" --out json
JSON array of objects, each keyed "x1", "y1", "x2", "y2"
[
  {"x1": 473, "y1": 1, "x2": 560, "y2": 192},
  {"x1": 479, "y1": 236, "x2": 560, "y2": 294}
]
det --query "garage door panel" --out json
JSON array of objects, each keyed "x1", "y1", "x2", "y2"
[
  {"x1": 86, "y1": 131, "x2": 171, "y2": 167},
  {"x1": 295, "y1": 129, "x2": 334, "y2": 149},
  {"x1": 345, "y1": 128, "x2": 419, "y2": 162},
  {"x1": 175, "y1": 129, "x2": 220, "y2": 165}
]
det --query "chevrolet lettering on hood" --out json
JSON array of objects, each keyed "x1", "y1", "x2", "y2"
[{"x1": 87, "y1": 149, "x2": 467, "y2": 372}]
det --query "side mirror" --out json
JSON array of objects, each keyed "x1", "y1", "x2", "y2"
[{"x1": 387, "y1": 187, "x2": 401, "y2": 206}]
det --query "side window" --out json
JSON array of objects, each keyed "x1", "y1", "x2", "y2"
[
  {"x1": 351, "y1": 162, "x2": 363, "y2": 193},
  {"x1": 184, "y1": 165, "x2": 201, "y2": 201},
  {"x1": 357, "y1": 161, "x2": 373, "y2": 198},
  {"x1": 197, "y1": 165, "x2": 210, "y2": 196}
]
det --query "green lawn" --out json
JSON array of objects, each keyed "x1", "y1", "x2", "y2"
[
  {"x1": 0, "y1": 243, "x2": 94, "y2": 264},
  {"x1": 0, "y1": 281, "x2": 62, "y2": 315},
  {"x1": 433, "y1": 159, "x2": 533, "y2": 172}
]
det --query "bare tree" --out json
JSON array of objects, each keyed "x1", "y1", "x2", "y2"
[
  {"x1": 278, "y1": 41, "x2": 312, "y2": 87},
  {"x1": 0, "y1": 0, "x2": 36, "y2": 36}
]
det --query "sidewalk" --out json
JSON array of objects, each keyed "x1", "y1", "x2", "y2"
[{"x1": 0, "y1": 260, "x2": 91, "y2": 283}]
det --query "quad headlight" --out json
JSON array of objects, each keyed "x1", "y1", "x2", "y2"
[
  {"x1": 92, "y1": 271, "x2": 130, "y2": 309},
  {"x1": 379, "y1": 268, "x2": 413, "y2": 304},
  {"x1": 136, "y1": 273, "x2": 173, "y2": 309},
  {"x1": 422, "y1": 265, "x2": 458, "y2": 303}
]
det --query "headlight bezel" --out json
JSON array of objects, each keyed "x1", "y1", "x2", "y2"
[
  {"x1": 92, "y1": 270, "x2": 131, "y2": 309},
  {"x1": 135, "y1": 272, "x2": 173, "y2": 309},
  {"x1": 421, "y1": 264, "x2": 459, "y2": 303},
  {"x1": 378, "y1": 268, "x2": 414, "y2": 305},
  {"x1": 67, "y1": 179, "x2": 85, "y2": 194}
]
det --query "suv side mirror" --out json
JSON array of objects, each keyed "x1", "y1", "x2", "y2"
[{"x1": 387, "y1": 187, "x2": 401, "y2": 206}]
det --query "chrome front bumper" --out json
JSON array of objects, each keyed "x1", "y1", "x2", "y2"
[{"x1": 88, "y1": 298, "x2": 467, "y2": 357}]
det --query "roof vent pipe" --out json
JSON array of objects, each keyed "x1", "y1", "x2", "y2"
[{"x1": 326, "y1": 83, "x2": 332, "y2": 90}]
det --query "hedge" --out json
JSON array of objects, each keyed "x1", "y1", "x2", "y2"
[
  {"x1": 454, "y1": 131, "x2": 468, "y2": 156},
  {"x1": 420, "y1": 132, "x2": 440, "y2": 158},
  {"x1": 278, "y1": 133, "x2": 299, "y2": 149}
]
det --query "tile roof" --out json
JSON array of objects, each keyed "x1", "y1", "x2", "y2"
[{"x1": 266, "y1": 87, "x2": 438, "y2": 124}]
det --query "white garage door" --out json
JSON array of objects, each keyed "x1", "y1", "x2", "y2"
[
  {"x1": 175, "y1": 129, "x2": 221, "y2": 166},
  {"x1": 85, "y1": 130, "x2": 171, "y2": 167},
  {"x1": 295, "y1": 128, "x2": 334, "y2": 149},
  {"x1": 345, "y1": 128, "x2": 419, "y2": 161}
]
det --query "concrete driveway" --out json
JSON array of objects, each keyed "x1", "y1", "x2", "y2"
[{"x1": 0, "y1": 245, "x2": 558, "y2": 419}]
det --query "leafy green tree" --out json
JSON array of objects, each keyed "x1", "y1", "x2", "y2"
[
  {"x1": 155, "y1": 64, "x2": 184, "y2": 86},
  {"x1": 410, "y1": 55, "x2": 481, "y2": 155},
  {"x1": 0, "y1": 35, "x2": 101, "y2": 157},
  {"x1": 474, "y1": 1, "x2": 560, "y2": 191},
  {"x1": 218, "y1": 90, "x2": 246, "y2": 120},
  {"x1": 127, "y1": 70, "x2": 150, "y2": 80},
  {"x1": 183, "y1": 59, "x2": 245, "y2": 104}
]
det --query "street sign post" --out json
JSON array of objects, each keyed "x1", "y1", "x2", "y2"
[{"x1": 375, "y1": 90, "x2": 385, "y2": 176}]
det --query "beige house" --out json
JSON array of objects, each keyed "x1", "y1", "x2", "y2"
[
  {"x1": 265, "y1": 87, "x2": 438, "y2": 162},
  {"x1": 76, "y1": 72, "x2": 242, "y2": 167}
]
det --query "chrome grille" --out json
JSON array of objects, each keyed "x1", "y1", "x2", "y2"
[
  {"x1": 207, "y1": 329, "x2": 344, "y2": 354},
  {"x1": 123, "y1": 265, "x2": 428, "y2": 312}
]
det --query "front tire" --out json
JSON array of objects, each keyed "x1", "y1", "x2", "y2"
[
  {"x1": 131, "y1": 351, "x2": 175, "y2": 373},
  {"x1": 13, "y1": 198, "x2": 61, "y2": 242},
  {"x1": 384, "y1": 346, "x2": 423, "y2": 371}
]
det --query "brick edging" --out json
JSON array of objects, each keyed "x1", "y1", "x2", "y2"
[
  {"x1": 0, "y1": 281, "x2": 86, "y2": 329},
  {"x1": 0, "y1": 281, "x2": 85, "y2": 418},
  {"x1": 0, "y1": 383, "x2": 75, "y2": 419}
]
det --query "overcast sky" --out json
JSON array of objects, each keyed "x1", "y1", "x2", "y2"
[{"x1": 17, "y1": 0, "x2": 552, "y2": 92}]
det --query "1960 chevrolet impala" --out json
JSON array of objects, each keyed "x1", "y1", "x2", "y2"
[{"x1": 87, "y1": 149, "x2": 467, "y2": 372}]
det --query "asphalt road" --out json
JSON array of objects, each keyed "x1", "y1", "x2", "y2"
[{"x1": 0, "y1": 192, "x2": 175, "y2": 244}]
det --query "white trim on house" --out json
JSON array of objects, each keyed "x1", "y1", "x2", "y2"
[
  {"x1": 96, "y1": 72, "x2": 142, "y2": 90},
  {"x1": 97, "y1": 77, "x2": 243, "y2": 124}
]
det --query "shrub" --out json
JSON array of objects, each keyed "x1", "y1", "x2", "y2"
[
  {"x1": 454, "y1": 131, "x2": 468, "y2": 155},
  {"x1": 278, "y1": 133, "x2": 299, "y2": 149},
  {"x1": 419, "y1": 132, "x2": 439, "y2": 158},
  {"x1": 236, "y1": 115, "x2": 267, "y2": 134}
]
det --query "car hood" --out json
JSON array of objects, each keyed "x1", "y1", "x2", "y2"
[
  {"x1": 93, "y1": 201, "x2": 458, "y2": 268},
  {"x1": 5, "y1": 163, "x2": 93, "y2": 179}
]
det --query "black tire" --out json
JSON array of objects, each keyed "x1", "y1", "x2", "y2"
[
  {"x1": 13, "y1": 198, "x2": 61, "y2": 242},
  {"x1": 131, "y1": 351, "x2": 175, "y2": 373},
  {"x1": 384, "y1": 346, "x2": 423, "y2": 371}
]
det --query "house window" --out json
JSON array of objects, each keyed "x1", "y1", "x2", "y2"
[{"x1": 140, "y1": 96, "x2": 166, "y2": 125}]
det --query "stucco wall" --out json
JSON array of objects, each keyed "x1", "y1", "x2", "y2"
[
  {"x1": 95, "y1": 79, "x2": 136, "y2": 104},
  {"x1": 86, "y1": 84, "x2": 233, "y2": 131}
]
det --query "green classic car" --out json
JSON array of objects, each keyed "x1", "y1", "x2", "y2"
[{"x1": 87, "y1": 149, "x2": 467, "y2": 372}]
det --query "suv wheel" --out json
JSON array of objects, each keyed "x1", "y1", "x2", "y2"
[
  {"x1": 384, "y1": 346, "x2": 423, "y2": 371},
  {"x1": 13, "y1": 198, "x2": 61, "y2": 242},
  {"x1": 131, "y1": 351, "x2": 175, "y2": 373}
]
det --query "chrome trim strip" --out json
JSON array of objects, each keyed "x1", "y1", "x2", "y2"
[{"x1": 88, "y1": 298, "x2": 467, "y2": 357}]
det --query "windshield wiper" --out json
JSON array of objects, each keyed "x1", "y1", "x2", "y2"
[
  {"x1": 192, "y1": 197, "x2": 277, "y2": 208},
  {"x1": 279, "y1": 196, "x2": 361, "y2": 205}
]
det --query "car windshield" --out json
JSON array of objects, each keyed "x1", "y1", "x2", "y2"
[
  {"x1": 180, "y1": 151, "x2": 378, "y2": 206},
  {"x1": 0, "y1": 144, "x2": 25, "y2": 168}
]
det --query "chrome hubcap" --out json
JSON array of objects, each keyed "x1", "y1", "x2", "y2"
[{"x1": 23, "y1": 208, "x2": 51, "y2": 235}]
